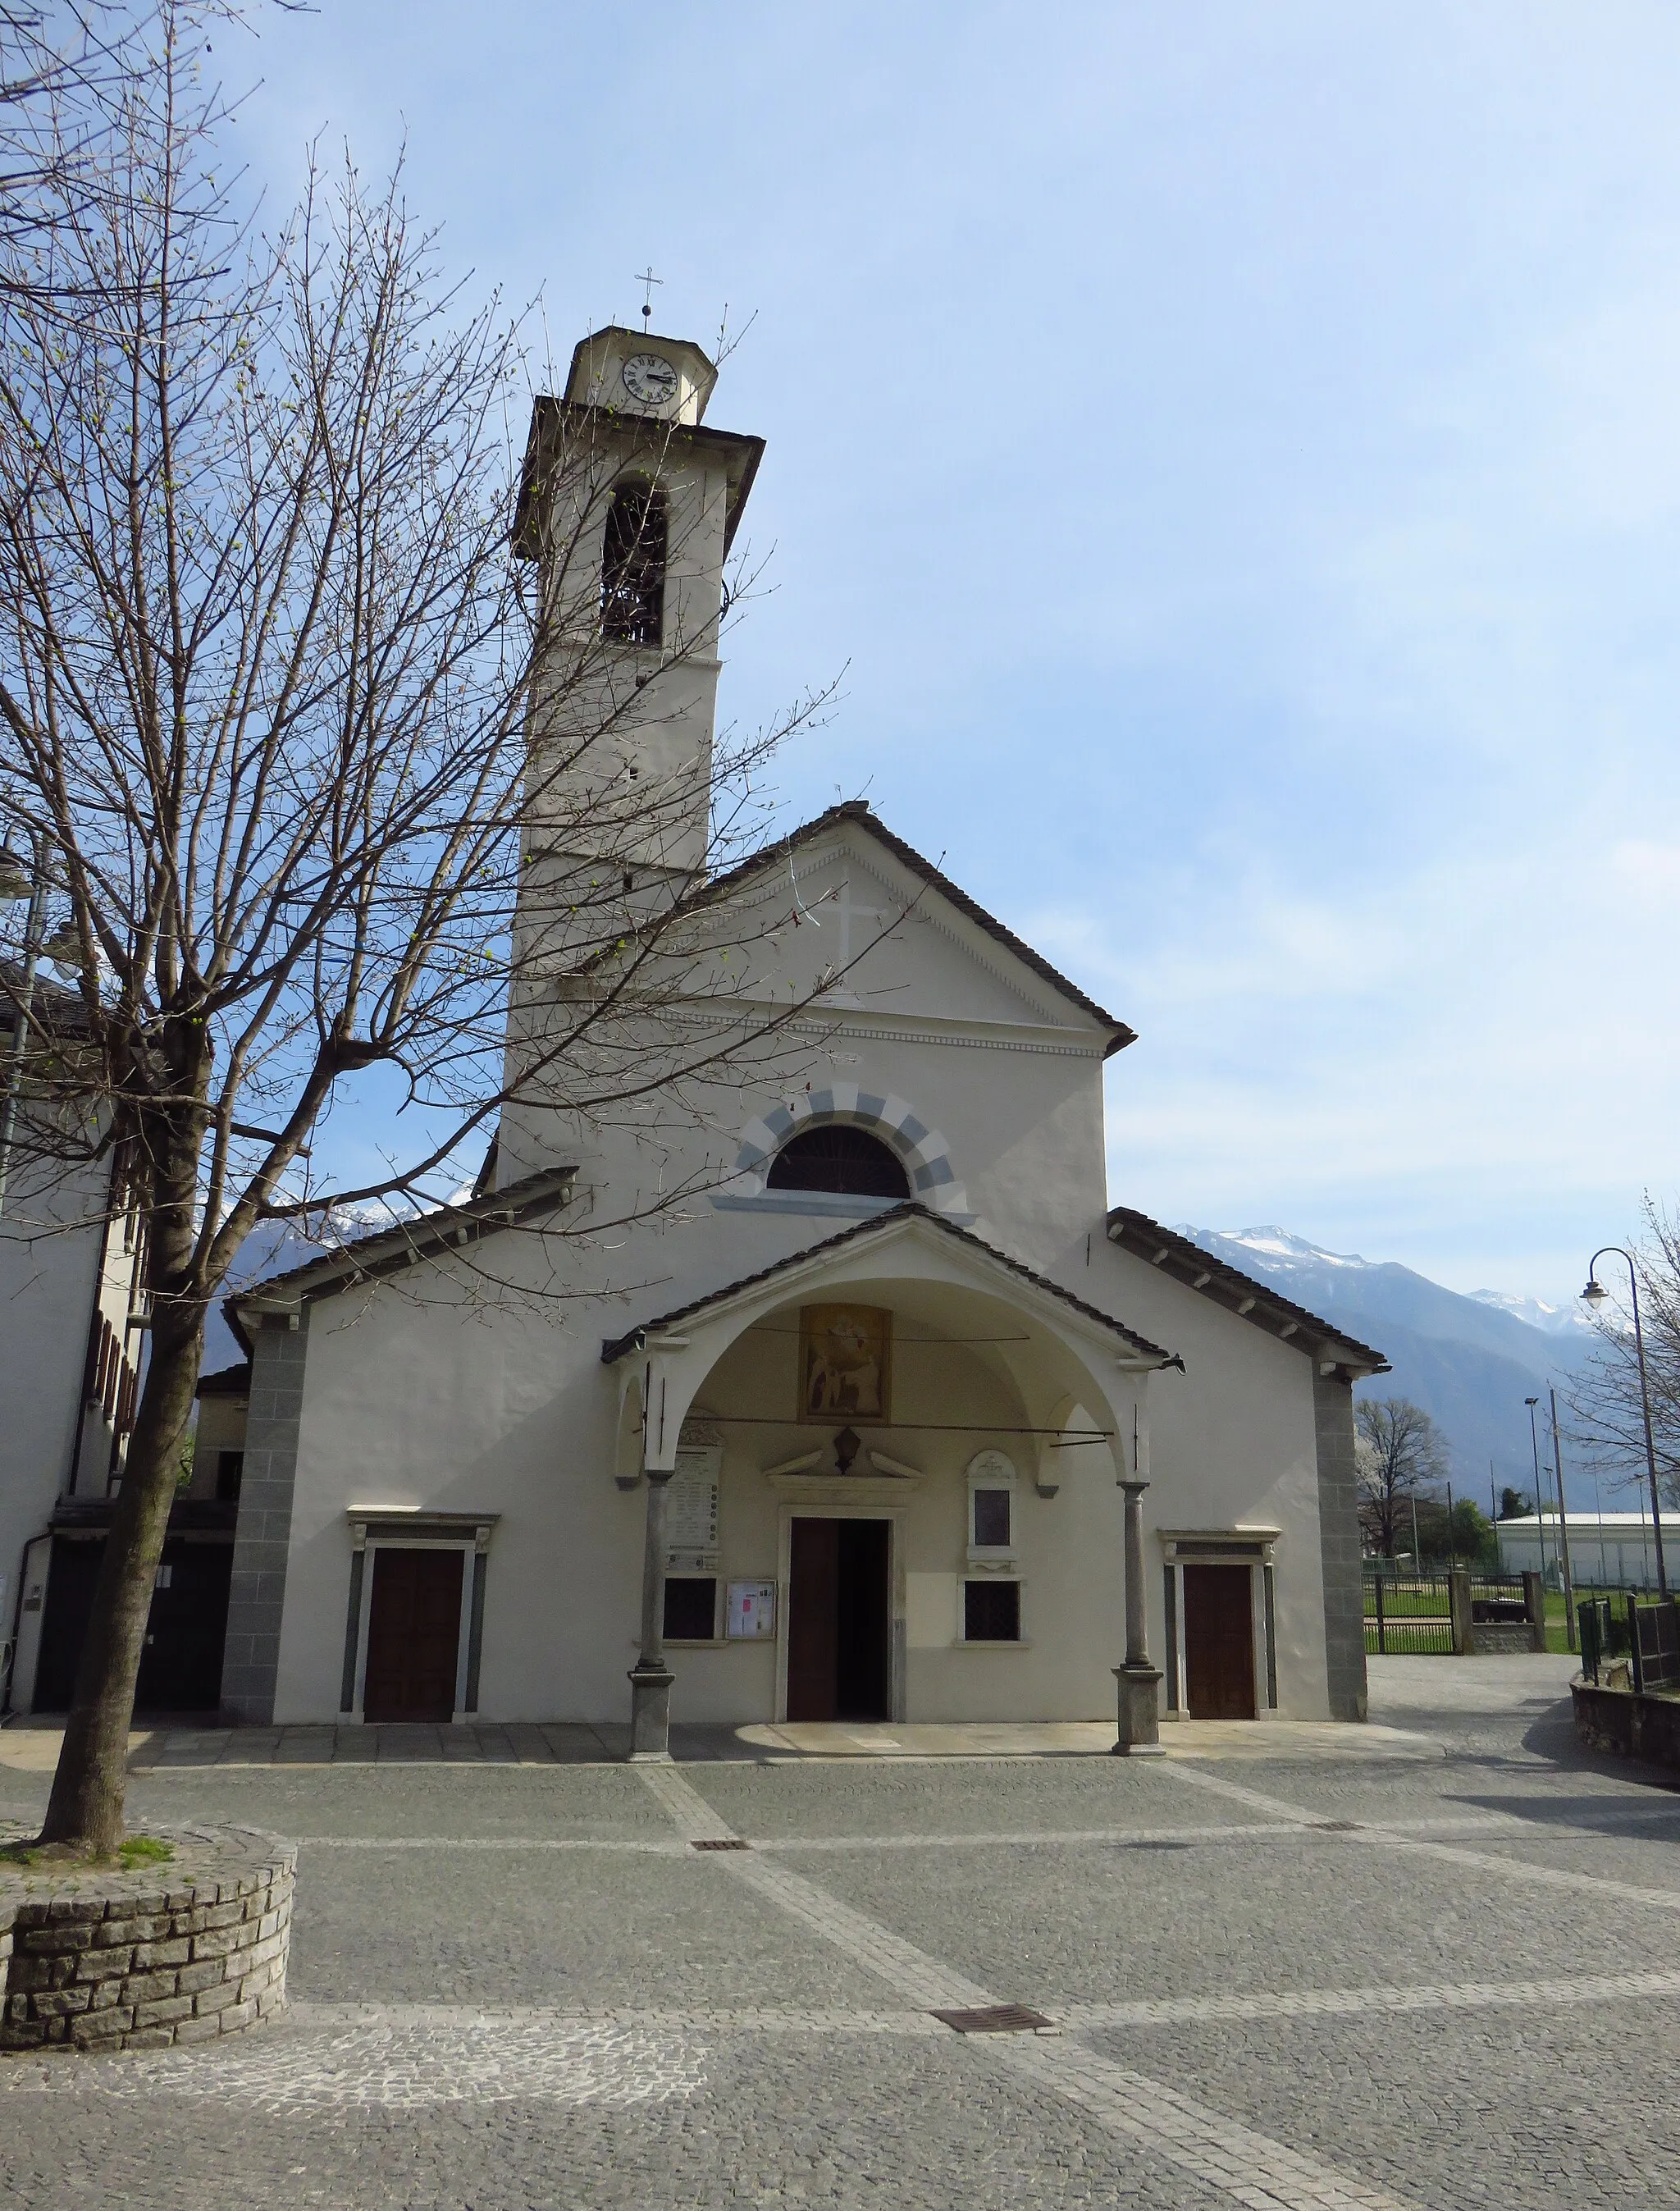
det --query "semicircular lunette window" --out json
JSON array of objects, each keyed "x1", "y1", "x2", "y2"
[{"x1": 765, "y1": 1123, "x2": 911, "y2": 1199}]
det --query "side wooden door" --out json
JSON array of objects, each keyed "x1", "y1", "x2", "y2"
[
  {"x1": 362, "y1": 1548, "x2": 464, "y2": 1722},
  {"x1": 135, "y1": 1540, "x2": 233, "y2": 1712},
  {"x1": 1182, "y1": 1563, "x2": 1257, "y2": 1720},
  {"x1": 786, "y1": 1519, "x2": 839, "y2": 1721}
]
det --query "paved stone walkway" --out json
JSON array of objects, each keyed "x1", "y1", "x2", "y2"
[
  {"x1": 0, "y1": 1654, "x2": 1675, "y2": 2207},
  {"x1": 0, "y1": 1715, "x2": 1444, "y2": 1769}
]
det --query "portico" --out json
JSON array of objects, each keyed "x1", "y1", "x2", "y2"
[{"x1": 601, "y1": 1205, "x2": 1176, "y2": 1752}]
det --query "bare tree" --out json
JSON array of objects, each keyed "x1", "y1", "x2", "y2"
[
  {"x1": 0, "y1": 3, "x2": 837, "y2": 1852},
  {"x1": 1355, "y1": 1396, "x2": 1448, "y2": 1560},
  {"x1": 1564, "y1": 1196, "x2": 1680, "y2": 1511},
  {"x1": 0, "y1": 5, "x2": 186, "y2": 264}
]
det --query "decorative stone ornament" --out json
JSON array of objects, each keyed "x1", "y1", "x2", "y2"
[
  {"x1": 0, "y1": 1825, "x2": 293, "y2": 2053},
  {"x1": 966, "y1": 1448, "x2": 1016, "y2": 1486}
]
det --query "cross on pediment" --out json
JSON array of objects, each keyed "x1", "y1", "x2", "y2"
[{"x1": 825, "y1": 875, "x2": 892, "y2": 967}]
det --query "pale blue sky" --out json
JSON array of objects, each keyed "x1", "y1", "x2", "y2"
[{"x1": 235, "y1": 2, "x2": 1680, "y2": 1304}]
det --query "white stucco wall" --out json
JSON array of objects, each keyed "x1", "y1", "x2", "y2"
[
  {"x1": 0, "y1": 1147, "x2": 136, "y2": 1665},
  {"x1": 1079, "y1": 1240, "x2": 1334, "y2": 1720},
  {"x1": 262, "y1": 1187, "x2": 1337, "y2": 1726}
]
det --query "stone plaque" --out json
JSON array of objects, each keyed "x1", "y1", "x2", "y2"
[{"x1": 666, "y1": 1448, "x2": 720, "y2": 1571}]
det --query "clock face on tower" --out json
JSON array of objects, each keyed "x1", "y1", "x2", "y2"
[{"x1": 621, "y1": 353, "x2": 678, "y2": 405}]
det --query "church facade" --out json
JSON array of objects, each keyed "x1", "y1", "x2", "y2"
[{"x1": 208, "y1": 326, "x2": 1383, "y2": 1743}]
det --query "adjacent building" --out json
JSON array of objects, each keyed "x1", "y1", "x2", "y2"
[{"x1": 1, "y1": 976, "x2": 148, "y2": 1710}]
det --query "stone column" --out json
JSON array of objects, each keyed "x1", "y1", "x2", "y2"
[
  {"x1": 1113, "y1": 1478, "x2": 1163, "y2": 1755},
  {"x1": 628, "y1": 1469, "x2": 675, "y2": 1761}
]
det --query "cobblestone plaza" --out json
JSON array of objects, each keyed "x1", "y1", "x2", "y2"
[{"x1": 1, "y1": 1657, "x2": 1676, "y2": 2207}]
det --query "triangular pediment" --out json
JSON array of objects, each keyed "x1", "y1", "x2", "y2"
[{"x1": 705, "y1": 805, "x2": 1132, "y2": 1051}]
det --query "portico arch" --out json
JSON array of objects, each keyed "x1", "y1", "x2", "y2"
[
  {"x1": 601, "y1": 1208, "x2": 1174, "y2": 1751},
  {"x1": 615, "y1": 1241, "x2": 1147, "y2": 1479}
]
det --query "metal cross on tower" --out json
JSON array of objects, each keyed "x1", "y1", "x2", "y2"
[{"x1": 634, "y1": 266, "x2": 663, "y2": 330}]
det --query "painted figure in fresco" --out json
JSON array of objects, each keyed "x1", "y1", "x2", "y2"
[{"x1": 801, "y1": 1307, "x2": 888, "y2": 1420}]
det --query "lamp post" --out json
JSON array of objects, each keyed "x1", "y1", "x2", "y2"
[
  {"x1": 1524, "y1": 1397, "x2": 1550, "y2": 1586},
  {"x1": 1582, "y1": 1249, "x2": 1668, "y2": 1600},
  {"x1": 1591, "y1": 1455, "x2": 1607, "y2": 1587},
  {"x1": 1549, "y1": 1385, "x2": 1576, "y2": 1651},
  {"x1": 0, "y1": 829, "x2": 48, "y2": 1222}
]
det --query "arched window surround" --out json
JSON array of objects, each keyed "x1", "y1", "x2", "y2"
[{"x1": 728, "y1": 1084, "x2": 969, "y2": 1219}]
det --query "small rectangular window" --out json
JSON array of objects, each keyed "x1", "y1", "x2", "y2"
[
  {"x1": 972, "y1": 1488, "x2": 1011, "y2": 1550},
  {"x1": 964, "y1": 1579, "x2": 1020, "y2": 1642},
  {"x1": 216, "y1": 1450, "x2": 244, "y2": 1502},
  {"x1": 664, "y1": 1575, "x2": 719, "y2": 1641}
]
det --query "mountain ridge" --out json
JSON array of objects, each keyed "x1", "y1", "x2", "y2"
[{"x1": 1176, "y1": 1224, "x2": 1595, "y2": 1503}]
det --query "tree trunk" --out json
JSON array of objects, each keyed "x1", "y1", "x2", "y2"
[{"x1": 40, "y1": 1118, "x2": 205, "y2": 1854}]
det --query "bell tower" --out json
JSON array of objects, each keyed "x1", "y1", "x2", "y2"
[{"x1": 512, "y1": 325, "x2": 765, "y2": 894}]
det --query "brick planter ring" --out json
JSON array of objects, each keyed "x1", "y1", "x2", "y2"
[{"x1": 0, "y1": 1825, "x2": 293, "y2": 2053}]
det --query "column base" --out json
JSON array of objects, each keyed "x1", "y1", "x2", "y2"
[
  {"x1": 627, "y1": 1665, "x2": 675, "y2": 1761},
  {"x1": 1112, "y1": 1664, "x2": 1165, "y2": 1756}
]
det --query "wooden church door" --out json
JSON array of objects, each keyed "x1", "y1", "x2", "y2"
[
  {"x1": 786, "y1": 1518, "x2": 890, "y2": 1723},
  {"x1": 363, "y1": 1548, "x2": 463, "y2": 1721},
  {"x1": 1182, "y1": 1563, "x2": 1257, "y2": 1720}
]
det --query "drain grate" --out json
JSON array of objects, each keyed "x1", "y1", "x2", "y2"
[
  {"x1": 931, "y1": 2003, "x2": 1054, "y2": 2035},
  {"x1": 690, "y1": 1837, "x2": 751, "y2": 1851}
]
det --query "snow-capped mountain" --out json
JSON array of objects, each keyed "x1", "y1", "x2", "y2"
[
  {"x1": 1185, "y1": 1226, "x2": 1375, "y2": 1273},
  {"x1": 1176, "y1": 1225, "x2": 1597, "y2": 1503},
  {"x1": 1468, "y1": 1287, "x2": 1598, "y2": 1338}
]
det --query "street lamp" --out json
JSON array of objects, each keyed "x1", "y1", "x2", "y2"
[
  {"x1": 0, "y1": 829, "x2": 48, "y2": 1221},
  {"x1": 1524, "y1": 1396, "x2": 1549, "y2": 1585},
  {"x1": 1582, "y1": 1249, "x2": 1668, "y2": 1599},
  {"x1": 1549, "y1": 1385, "x2": 1576, "y2": 1651}
]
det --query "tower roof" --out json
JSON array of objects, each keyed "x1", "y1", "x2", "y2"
[{"x1": 511, "y1": 398, "x2": 764, "y2": 560}]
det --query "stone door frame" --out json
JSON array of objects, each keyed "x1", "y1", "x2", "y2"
[
  {"x1": 774, "y1": 1496, "x2": 910, "y2": 1725},
  {"x1": 341, "y1": 1512, "x2": 499, "y2": 1723},
  {"x1": 1157, "y1": 1528, "x2": 1280, "y2": 1722}
]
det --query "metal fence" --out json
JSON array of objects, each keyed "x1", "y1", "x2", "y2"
[
  {"x1": 1581, "y1": 1592, "x2": 1680, "y2": 1690},
  {"x1": 1363, "y1": 1571, "x2": 1534, "y2": 1656},
  {"x1": 1364, "y1": 1575, "x2": 1453, "y2": 1654}
]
